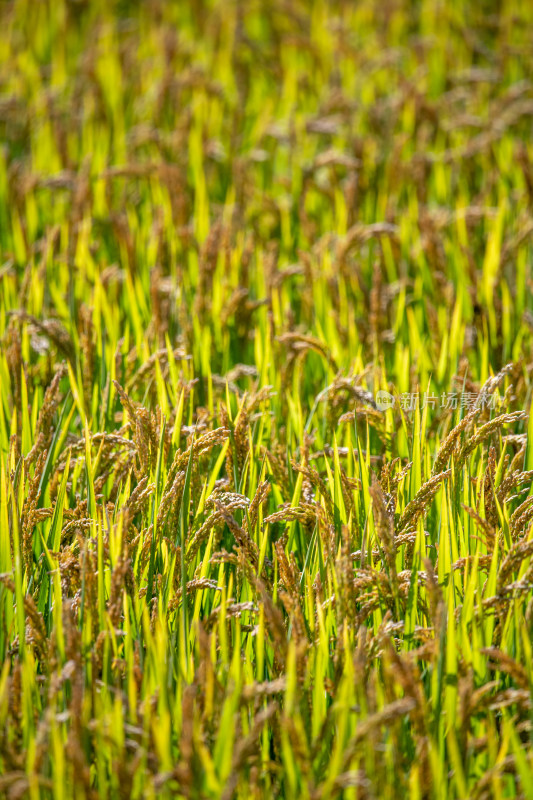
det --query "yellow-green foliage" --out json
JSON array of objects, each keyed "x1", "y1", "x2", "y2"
[{"x1": 1, "y1": 0, "x2": 533, "y2": 798}]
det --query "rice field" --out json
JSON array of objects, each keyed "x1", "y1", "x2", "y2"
[{"x1": 1, "y1": 0, "x2": 533, "y2": 797}]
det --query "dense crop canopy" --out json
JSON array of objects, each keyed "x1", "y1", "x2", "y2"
[{"x1": 0, "y1": 0, "x2": 533, "y2": 798}]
